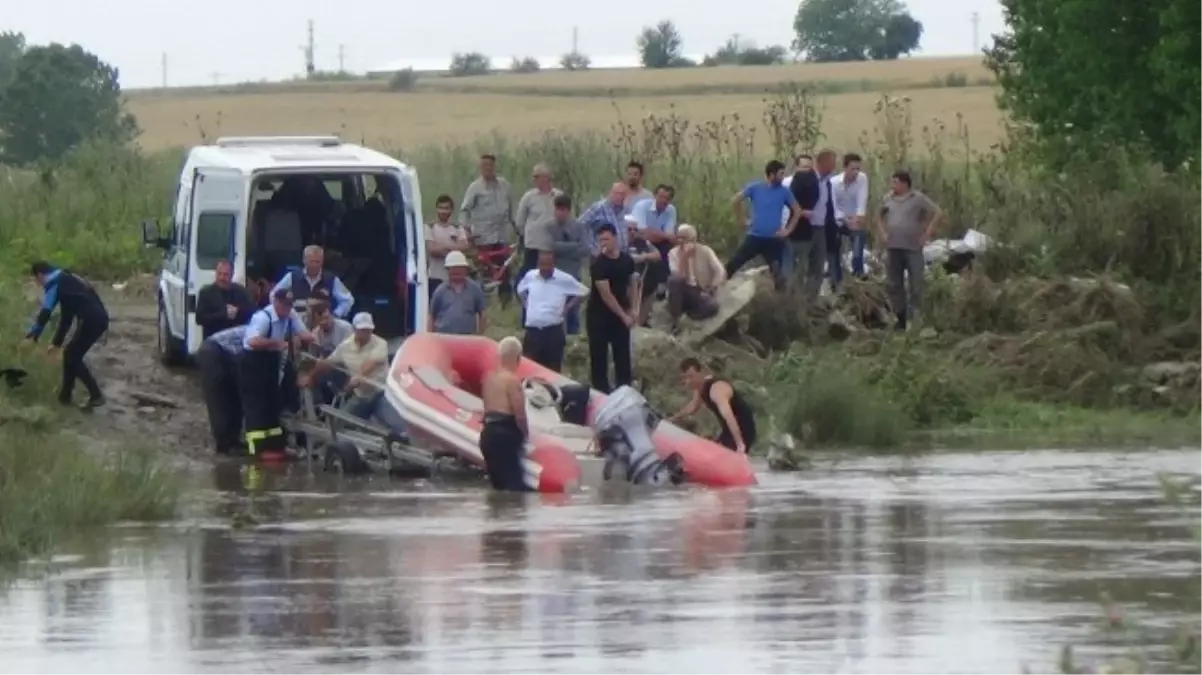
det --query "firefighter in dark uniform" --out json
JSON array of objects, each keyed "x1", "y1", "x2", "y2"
[
  {"x1": 269, "y1": 245, "x2": 355, "y2": 319},
  {"x1": 239, "y1": 288, "x2": 315, "y2": 460},
  {"x1": 23, "y1": 261, "x2": 110, "y2": 409},
  {"x1": 197, "y1": 325, "x2": 248, "y2": 455}
]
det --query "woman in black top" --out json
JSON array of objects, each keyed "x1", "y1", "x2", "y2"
[
  {"x1": 587, "y1": 224, "x2": 637, "y2": 393},
  {"x1": 669, "y1": 357, "x2": 757, "y2": 453}
]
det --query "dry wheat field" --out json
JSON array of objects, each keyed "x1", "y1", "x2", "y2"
[{"x1": 126, "y1": 56, "x2": 1004, "y2": 152}]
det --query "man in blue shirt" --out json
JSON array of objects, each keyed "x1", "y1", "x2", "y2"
[
  {"x1": 238, "y1": 288, "x2": 316, "y2": 460},
  {"x1": 725, "y1": 161, "x2": 803, "y2": 288},
  {"x1": 197, "y1": 325, "x2": 248, "y2": 455},
  {"x1": 578, "y1": 183, "x2": 631, "y2": 254}
]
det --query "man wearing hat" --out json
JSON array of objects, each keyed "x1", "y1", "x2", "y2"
[
  {"x1": 300, "y1": 311, "x2": 390, "y2": 422},
  {"x1": 429, "y1": 250, "x2": 488, "y2": 336},
  {"x1": 239, "y1": 287, "x2": 316, "y2": 460}
]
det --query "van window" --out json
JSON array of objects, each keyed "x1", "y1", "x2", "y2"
[{"x1": 195, "y1": 212, "x2": 234, "y2": 269}]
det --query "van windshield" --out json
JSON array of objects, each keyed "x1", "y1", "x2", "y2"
[{"x1": 243, "y1": 170, "x2": 410, "y2": 335}]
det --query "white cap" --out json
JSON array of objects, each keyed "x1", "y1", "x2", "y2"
[
  {"x1": 623, "y1": 214, "x2": 641, "y2": 229},
  {"x1": 677, "y1": 223, "x2": 697, "y2": 240},
  {"x1": 352, "y1": 312, "x2": 376, "y2": 330},
  {"x1": 445, "y1": 250, "x2": 469, "y2": 268}
]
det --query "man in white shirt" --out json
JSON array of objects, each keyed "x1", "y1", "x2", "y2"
[
  {"x1": 517, "y1": 250, "x2": 588, "y2": 372},
  {"x1": 831, "y1": 153, "x2": 870, "y2": 279},
  {"x1": 300, "y1": 312, "x2": 391, "y2": 421}
]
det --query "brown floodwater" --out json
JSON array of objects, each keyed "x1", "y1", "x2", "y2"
[{"x1": 1, "y1": 448, "x2": 1198, "y2": 674}]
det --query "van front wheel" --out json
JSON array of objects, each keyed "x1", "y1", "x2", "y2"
[{"x1": 157, "y1": 302, "x2": 186, "y2": 367}]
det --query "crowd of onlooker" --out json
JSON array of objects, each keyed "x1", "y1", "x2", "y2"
[{"x1": 427, "y1": 150, "x2": 944, "y2": 392}]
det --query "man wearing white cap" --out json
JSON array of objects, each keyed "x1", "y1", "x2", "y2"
[
  {"x1": 429, "y1": 250, "x2": 488, "y2": 336},
  {"x1": 300, "y1": 311, "x2": 390, "y2": 421}
]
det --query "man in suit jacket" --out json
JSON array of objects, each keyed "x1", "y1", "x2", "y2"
[
  {"x1": 196, "y1": 258, "x2": 255, "y2": 339},
  {"x1": 782, "y1": 154, "x2": 822, "y2": 298}
]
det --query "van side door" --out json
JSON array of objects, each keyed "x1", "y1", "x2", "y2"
[
  {"x1": 185, "y1": 166, "x2": 246, "y2": 354},
  {"x1": 395, "y1": 167, "x2": 427, "y2": 333},
  {"x1": 162, "y1": 180, "x2": 190, "y2": 344}
]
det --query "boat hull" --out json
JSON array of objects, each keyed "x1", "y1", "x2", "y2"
[{"x1": 388, "y1": 333, "x2": 757, "y2": 493}]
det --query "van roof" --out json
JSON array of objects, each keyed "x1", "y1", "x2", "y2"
[{"x1": 185, "y1": 136, "x2": 410, "y2": 174}]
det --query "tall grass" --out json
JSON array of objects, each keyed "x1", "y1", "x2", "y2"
[{"x1": 0, "y1": 276, "x2": 178, "y2": 564}]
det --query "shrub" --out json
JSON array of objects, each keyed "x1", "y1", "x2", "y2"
[{"x1": 387, "y1": 68, "x2": 417, "y2": 92}]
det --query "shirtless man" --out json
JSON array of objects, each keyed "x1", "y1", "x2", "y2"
[{"x1": 479, "y1": 336, "x2": 532, "y2": 492}]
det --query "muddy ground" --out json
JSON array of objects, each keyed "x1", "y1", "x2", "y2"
[{"x1": 80, "y1": 276, "x2": 211, "y2": 466}]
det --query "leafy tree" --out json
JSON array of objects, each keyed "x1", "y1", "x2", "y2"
[
  {"x1": 509, "y1": 56, "x2": 540, "y2": 73},
  {"x1": 448, "y1": 52, "x2": 491, "y2": 77},
  {"x1": 0, "y1": 31, "x2": 25, "y2": 90},
  {"x1": 702, "y1": 35, "x2": 788, "y2": 66},
  {"x1": 792, "y1": 0, "x2": 922, "y2": 62},
  {"x1": 637, "y1": 20, "x2": 693, "y2": 68},
  {"x1": 559, "y1": 51, "x2": 591, "y2": 71},
  {"x1": 986, "y1": 0, "x2": 1200, "y2": 169},
  {"x1": 0, "y1": 43, "x2": 137, "y2": 165},
  {"x1": 869, "y1": 13, "x2": 923, "y2": 60}
]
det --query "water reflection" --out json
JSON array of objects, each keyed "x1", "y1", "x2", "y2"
[{"x1": 0, "y1": 449, "x2": 1197, "y2": 674}]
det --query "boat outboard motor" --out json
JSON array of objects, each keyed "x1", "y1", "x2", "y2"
[{"x1": 592, "y1": 386, "x2": 686, "y2": 486}]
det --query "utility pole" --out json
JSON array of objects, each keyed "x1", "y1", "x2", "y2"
[
  {"x1": 571, "y1": 26, "x2": 578, "y2": 54},
  {"x1": 971, "y1": 12, "x2": 980, "y2": 53},
  {"x1": 161, "y1": 52, "x2": 168, "y2": 89},
  {"x1": 210, "y1": 72, "x2": 221, "y2": 86},
  {"x1": 302, "y1": 19, "x2": 316, "y2": 77},
  {"x1": 338, "y1": 44, "x2": 346, "y2": 73}
]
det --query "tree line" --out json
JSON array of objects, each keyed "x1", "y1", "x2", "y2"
[{"x1": 445, "y1": 0, "x2": 925, "y2": 76}]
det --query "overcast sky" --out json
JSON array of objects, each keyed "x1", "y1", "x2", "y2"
[{"x1": 9, "y1": 0, "x2": 1006, "y2": 88}]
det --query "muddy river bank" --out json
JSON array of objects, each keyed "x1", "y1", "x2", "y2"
[{"x1": 1, "y1": 448, "x2": 1197, "y2": 673}]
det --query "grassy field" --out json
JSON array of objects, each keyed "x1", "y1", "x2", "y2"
[{"x1": 126, "y1": 56, "x2": 1003, "y2": 152}]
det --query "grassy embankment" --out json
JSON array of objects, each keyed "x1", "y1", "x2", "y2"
[
  {"x1": 0, "y1": 152, "x2": 179, "y2": 565},
  {"x1": 1, "y1": 70, "x2": 1197, "y2": 468}
]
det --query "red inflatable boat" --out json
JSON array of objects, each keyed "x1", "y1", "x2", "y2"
[{"x1": 386, "y1": 332, "x2": 757, "y2": 493}]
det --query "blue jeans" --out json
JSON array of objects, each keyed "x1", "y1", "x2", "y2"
[
  {"x1": 347, "y1": 390, "x2": 409, "y2": 439},
  {"x1": 842, "y1": 226, "x2": 868, "y2": 277}
]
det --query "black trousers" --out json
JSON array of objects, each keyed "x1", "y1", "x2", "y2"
[
  {"x1": 61, "y1": 315, "x2": 108, "y2": 401},
  {"x1": 479, "y1": 413, "x2": 531, "y2": 492},
  {"x1": 523, "y1": 324, "x2": 567, "y2": 372},
  {"x1": 238, "y1": 350, "x2": 287, "y2": 455},
  {"x1": 725, "y1": 235, "x2": 783, "y2": 278},
  {"x1": 197, "y1": 342, "x2": 242, "y2": 453},
  {"x1": 587, "y1": 316, "x2": 632, "y2": 394}
]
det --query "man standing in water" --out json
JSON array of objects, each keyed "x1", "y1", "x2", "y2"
[
  {"x1": 669, "y1": 357, "x2": 757, "y2": 454},
  {"x1": 479, "y1": 336, "x2": 532, "y2": 492},
  {"x1": 24, "y1": 261, "x2": 110, "y2": 409}
]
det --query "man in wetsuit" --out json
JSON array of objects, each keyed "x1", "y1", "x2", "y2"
[
  {"x1": 239, "y1": 288, "x2": 315, "y2": 460},
  {"x1": 668, "y1": 357, "x2": 757, "y2": 454},
  {"x1": 196, "y1": 325, "x2": 247, "y2": 455},
  {"x1": 479, "y1": 336, "x2": 532, "y2": 492},
  {"x1": 23, "y1": 261, "x2": 110, "y2": 409}
]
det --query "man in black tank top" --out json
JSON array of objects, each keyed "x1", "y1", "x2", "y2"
[{"x1": 667, "y1": 357, "x2": 757, "y2": 453}]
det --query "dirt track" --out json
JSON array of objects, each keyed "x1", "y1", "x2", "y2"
[{"x1": 82, "y1": 278, "x2": 212, "y2": 463}]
